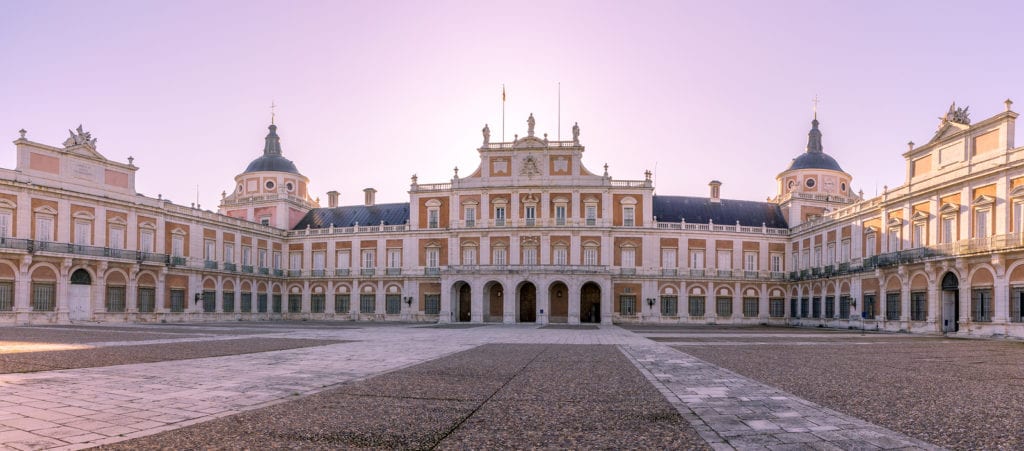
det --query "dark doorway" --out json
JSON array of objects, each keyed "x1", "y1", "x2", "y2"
[
  {"x1": 458, "y1": 283, "x2": 471, "y2": 322},
  {"x1": 519, "y1": 282, "x2": 536, "y2": 322},
  {"x1": 941, "y1": 272, "x2": 959, "y2": 333},
  {"x1": 581, "y1": 282, "x2": 601, "y2": 323},
  {"x1": 70, "y1": 269, "x2": 92, "y2": 285},
  {"x1": 549, "y1": 282, "x2": 569, "y2": 323}
]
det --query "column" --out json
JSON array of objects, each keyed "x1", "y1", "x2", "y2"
[
  {"x1": 600, "y1": 280, "x2": 612, "y2": 325},
  {"x1": 503, "y1": 280, "x2": 515, "y2": 324},
  {"x1": 706, "y1": 281, "x2": 716, "y2": 323},
  {"x1": 537, "y1": 279, "x2": 549, "y2": 325},
  {"x1": 471, "y1": 280, "x2": 484, "y2": 323},
  {"x1": 439, "y1": 281, "x2": 452, "y2": 323},
  {"x1": 568, "y1": 282, "x2": 581, "y2": 325},
  {"x1": 759, "y1": 282, "x2": 769, "y2": 321}
]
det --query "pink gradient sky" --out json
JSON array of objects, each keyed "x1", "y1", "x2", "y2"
[{"x1": 2, "y1": 1, "x2": 1023, "y2": 210}]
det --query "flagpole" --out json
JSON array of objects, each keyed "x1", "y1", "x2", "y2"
[
  {"x1": 558, "y1": 82, "x2": 561, "y2": 141},
  {"x1": 502, "y1": 84, "x2": 506, "y2": 143}
]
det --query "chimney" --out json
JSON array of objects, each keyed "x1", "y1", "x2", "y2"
[
  {"x1": 327, "y1": 190, "x2": 339, "y2": 208},
  {"x1": 363, "y1": 188, "x2": 377, "y2": 206},
  {"x1": 709, "y1": 180, "x2": 722, "y2": 203}
]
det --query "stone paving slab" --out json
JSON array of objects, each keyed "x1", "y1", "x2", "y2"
[{"x1": 620, "y1": 343, "x2": 944, "y2": 451}]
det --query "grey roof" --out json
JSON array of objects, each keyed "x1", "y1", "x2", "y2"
[
  {"x1": 293, "y1": 203, "x2": 410, "y2": 229},
  {"x1": 243, "y1": 124, "x2": 302, "y2": 175},
  {"x1": 785, "y1": 118, "x2": 845, "y2": 172},
  {"x1": 652, "y1": 195, "x2": 788, "y2": 228}
]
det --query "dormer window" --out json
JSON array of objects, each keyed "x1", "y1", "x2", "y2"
[{"x1": 426, "y1": 199, "x2": 441, "y2": 229}]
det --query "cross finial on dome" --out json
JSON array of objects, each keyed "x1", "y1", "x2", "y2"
[
  {"x1": 812, "y1": 94, "x2": 820, "y2": 120},
  {"x1": 270, "y1": 100, "x2": 276, "y2": 125}
]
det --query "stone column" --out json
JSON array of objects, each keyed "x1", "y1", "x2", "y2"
[
  {"x1": 537, "y1": 278, "x2": 549, "y2": 325},
  {"x1": 503, "y1": 280, "x2": 515, "y2": 324},
  {"x1": 600, "y1": 280, "x2": 612, "y2": 325},
  {"x1": 568, "y1": 281, "x2": 581, "y2": 325},
  {"x1": 439, "y1": 282, "x2": 452, "y2": 323},
  {"x1": 471, "y1": 280, "x2": 484, "y2": 323}
]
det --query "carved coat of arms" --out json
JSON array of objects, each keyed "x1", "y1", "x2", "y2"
[{"x1": 521, "y1": 155, "x2": 541, "y2": 178}]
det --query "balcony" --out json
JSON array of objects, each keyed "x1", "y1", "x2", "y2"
[
  {"x1": 661, "y1": 268, "x2": 678, "y2": 276},
  {"x1": 169, "y1": 256, "x2": 186, "y2": 267},
  {"x1": 241, "y1": 265, "x2": 254, "y2": 274},
  {"x1": 424, "y1": 267, "x2": 440, "y2": 276},
  {"x1": 619, "y1": 267, "x2": 636, "y2": 275},
  {"x1": 689, "y1": 269, "x2": 705, "y2": 277},
  {"x1": 556, "y1": 218, "x2": 566, "y2": 226},
  {"x1": 273, "y1": 269, "x2": 284, "y2": 277},
  {"x1": 258, "y1": 267, "x2": 270, "y2": 275},
  {"x1": 716, "y1": 269, "x2": 732, "y2": 277},
  {"x1": 224, "y1": 263, "x2": 237, "y2": 272},
  {"x1": 494, "y1": 218, "x2": 506, "y2": 227},
  {"x1": 386, "y1": 268, "x2": 402, "y2": 276},
  {"x1": 464, "y1": 219, "x2": 475, "y2": 228},
  {"x1": 204, "y1": 260, "x2": 218, "y2": 270},
  {"x1": 335, "y1": 268, "x2": 350, "y2": 276},
  {"x1": 361, "y1": 268, "x2": 376, "y2": 276},
  {"x1": 525, "y1": 218, "x2": 536, "y2": 227},
  {"x1": 444, "y1": 265, "x2": 609, "y2": 275},
  {"x1": 311, "y1": 269, "x2": 326, "y2": 277},
  {"x1": 287, "y1": 269, "x2": 301, "y2": 277}
]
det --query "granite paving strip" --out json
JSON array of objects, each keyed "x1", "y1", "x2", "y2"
[
  {"x1": 683, "y1": 340, "x2": 1024, "y2": 450},
  {"x1": 103, "y1": 344, "x2": 709, "y2": 450},
  {"x1": 621, "y1": 343, "x2": 943, "y2": 451},
  {"x1": 0, "y1": 338, "x2": 343, "y2": 374}
]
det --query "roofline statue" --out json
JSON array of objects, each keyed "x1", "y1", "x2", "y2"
[{"x1": 63, "y1": 125, "x2": 97, "y2": 148}]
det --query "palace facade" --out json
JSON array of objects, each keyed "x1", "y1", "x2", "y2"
[{"x1": 2, "y1": 101, "x2": 1023, "y2": 338}]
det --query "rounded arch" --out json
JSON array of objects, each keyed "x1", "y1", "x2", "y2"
[
  {"x1": 482, "y1": 280, "x2": 503, "y2": 322},
  {"x1": 969, "y1": 266, "x2": 995, "y2": 287},
  {"x1": 69, "y1": 268, "x2": 92, "y2": 285},
  {"x1": 689, "y1": 284, "x2": 706, "y2": 296},
  {"x1": 741, "y1": 286, "x2": 760, "y2": 298},
  {"x1": 202, "y1": 277, "x2": 217, "y2": 290},
  {"x1": 580, "y1": 281, "x2": 602, "y2": 323},
  {"x1": 137, "y1": 271, "x2": 157, "y2": 287},
  {"x1": 0, "y1": 260, "x2": 17, "y2": 280},
  {"x1": 222, "y1": 279, "x2": 235, "y2": 291},
  {"x1": 384, "y1": 283, "x2": 403, "y2": 294},
  {"x1": 451, "y1": 280, "x2": 474, "y2": 322},
  {"x1": 271, "y1": 282, "x2": 283, "y2": 294},
  {"x1": 105, "y1": 269, "x2": 128, "y2": 286},
  {"x1": 715, "y1": 286, "x2": 733, "y2": 297},
  {"x1": 335, "y1": 283, "x2": 351, "y2": 293},
  {"x1": 256, "y1": 281, "x2": 268, "y2": 293},
  {"x1": 861, "y1": 277, "x2": 880, "y2": 293},
  {"x1": 548, "y1": 280, "x2": 569, "y2": 323},
  {"x1": 308, "y1": 282, "x2": 326, "y2": 294},
  {"x1": 839, "y1": 281, "x2": 851, "y2": 295},
  {"x1": 910, "y1": 273, "x2": 929, "y2": 291},
  {"x1": 941, "y1": 271, "x2": 960, "y2": 290},
  {"x1": 358, "y1": 282, "x2": 376, "y2": 294},
  {"x1": 287, "y1": 284, "x2": 303, "y2": 294},
  {"x1": 812, "y1": 283, "x2": 823, "y2": 296},
  {"x1": 1007, "y1": 260, "x2": 1024, "y2": 284},
  {"x1": 239, "y1": 280, "x2": 252, "y2": 292},
  {"x1": 789, "y1": 286, "x2": 799, "y2": 297},
  {"x1": 768, "y1": 286, "x2": 786, "y2": 298},
  {"x1": 660, "y1": 282, "x2": 680, "y2": 295},
  {"x1": 885, "y1": 275, "x2": 902, "y2": 292},
  {"x1": 515, "y1": 280, "x2": 537, "y2": 323}
]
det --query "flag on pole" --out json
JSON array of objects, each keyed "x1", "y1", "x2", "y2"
[{"x1": 502, "y1": 85, "x2": 506, "y2": 102}]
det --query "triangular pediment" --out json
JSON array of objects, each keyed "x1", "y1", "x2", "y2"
[
  {"x1": 65, "y1": 143, "x2": 107, "y2": 161},
  {"x1": 929, "y1": 121, "x2": 970, "y2": 144}
]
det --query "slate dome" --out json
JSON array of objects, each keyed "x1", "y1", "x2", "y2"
[{"x1": 242, "y1": 124, "x2": 302, "y2": 175}]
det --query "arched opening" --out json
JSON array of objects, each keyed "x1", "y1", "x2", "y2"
[
  {"x1": 518, "y1": 281, "x2": 536, "y2": 323},
  {"x1": 451, "y1": 281, "x2": 472, "y2": 322},
  {"x1": 580, "y1": 282, "x2": 601, "y2": 323},
  {"x1": 68, "y1": 268, "x2": 92, "y2": 320},
  {"x1": 941, "y1": 272, "x2": 959, "y2": 332},
  {"x1": 548, "y1": 282, "x2": 569, "y2": 323},
  {"x1": 485, "y1": 282, "x2": 504, "y2": 322}
]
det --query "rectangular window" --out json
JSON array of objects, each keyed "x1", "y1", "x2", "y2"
[
  {"x1": 386, "y1": 294, "x2": 401, "y2": 314},
  {"x1": 109, "y1": 226, "x2": 124, "y2": 250},
  {"x1": 554, "y1": 247, "x2": 568, "y2": 266},
  {"x1": 971, "y1": 288, "x2": 993, "y2": 322},
  {"x1": 337, "y1": 250, "x2": 350, "y2": 268},
  {"x1": 202, "y1": 291, "x2": 215, "y2": 313},
  {"x1": 523, "y1": 247, "x2": 538, "y2": 265},
  {"x1": 169, "y1": 289, "x2": 185, "y2": 313},
  {"x1": 841, "y1": 240, "x2": 851, "y2": 262},
  {"x1": 827, "y1": 243, "x2": 835, "y2": 265},
  {"x1": 585, "y1": 205, "x2": 597, "y2": 226},
  {"x1": 272, "y1": 294, "x2": 282, "y2": 313},
  {"x1": 288, "y1": 294, "x2": 301, "y2": 313},
  {"x1": 825, "y1": 296, "x2": 835, "y2": 318},
  {"x1": 839, "y1": 295, "x2": 851, "y2": 319},
  {"x1": 242, "y1": 246, "x2": 252, "y2": 266},
  {"x1": 910, "y1": 291, "x2": 927, "y2": 321},
  {"x1": 887, "y1": 228, "x2": 900, "y2": 252},
  {"x1": 801, "y1": 249, "x2": 810, "y2": 268},
  {"x1": 387, "y1": 249, "x2": 401, "y2": 268},
  {"x1": 769, "y1": 298, "x2": 785, "y2": 318},
  {"x1": 743, "y1": 252, "x2": 757, "y2": 271},
  {"x1": 620, "y1": 247, "x2": 635, "y2": 268},
  {"x1": 204, "y1": 239, "x2": 216, "y2": 261},
  {"x1": 623, "y1": 207, "x2": 634, "y2": 227},
  {"x1": 743, "y1": 297, "x2": 758, "y2": 317},
  {"x1": 716, "y1": 297, "x2": 732, "y2": 317},
  {"x1": 360, "y1": 294, "x2": 375, "y2": 314},
  {"x1": 427, "y1": 248, "x2": 440, "y2": 268},
  {"x1": 106, "y1": 286, "x2": 126, "y2": 312},
  {"x1": 225, "y1": 243, "x2": 235, "y2": 264},
  {"x1": 0, "y1": 211, "x2": 11, "y2": 238},
  {"x1": 975, "y1": 209, "x2": 990, "y2": 238},
  {"x1": 424, "y1": 294, "x2": 441, "y2": 315},
  {"x1": 36, "y1": 215, "x2": 53, "y2": 242},
  {"x1": 865, "y1": 234, "x2": 876, "y2": 258},
  {"x1": 885, "y1": 292, "x2": 901, "y2": 321},
  {"x1": 717, "y1": 250, "x2": 732, "y2": 270},
  {"x1": 688, "y1": 296, "x2": 705, "y2": 317},
  {"x1": 813, "y1": 246, "x2": 821, "y2": 267},
  {"x1": 618, "y1": 295, "x2": 636, "y2": 315},
  {"x1": 273, "y1": 251, "x2": 282, "y2": 270},
  {"x1": 494, "y1": 206, "x2": 506, "y2": 226},
  {"x1": 555, "y1": 205, "x2": 567, "y2": 225},
  {"x1": 428, "y1": 209, "x2": 440, "y2": 229},
  {"x1": 74, "y1": 220, "x2": 91, "y2": 245},
  {"x1": 289, "y1": 252, "x2": 302, "y2": 270},
  {"x1": 493, "y1": 247, "x2": 507, "y2": 266},
  {"x1": 1011, "y1": 288, "x2": 1024, "y2": 323},
  {"x1": 525, "y1": 205, "x2": 536, "y2": 226},
  {"x1": 1016, "y1": 202, "x2": 1024, "y2": 235},
  {"x1": 812, "y1": 297, "x2": 821, "y2": 318},
  {"x1": 257, "y1": 294, "x2": 267, "y2": 313},
  {"x1": 660, "y1": 295, "x2": 678, "y2": 316},
  {"x1": 690, "y1": 250, "x2": 705, "y2": 269},
  {"x1": 462, "y1": 247, "x2": 477, "y2": 265},
  {"x1": 313, "y1": 251, "x2": 326, "y2": 271},
  {"x1": 138, "y1": 287, "x2": 156, "y2": 313},
  {"x1": 362, "y1": 249, "x2": 376, "y2": 268},
  {"x1": 140, "y1": 229, "x2": 154, "y2": 253},
  {"x1": 258, "y1": 249, "x2": 267, "y2": 268},
  {"x1": 334, "y1": 294, "x2": 350, "y2": 313},
  {"x1": 942, "y1": 216, "x2": 955, "y2": 243},
  {"x1": 800, "y1": 298, "x2": 809, "y2": 318},
  {"x1": 241, "y1": 292, "x2": 252, "y2": 313},
  {"x1": 790, "y1": 299, "x2": 798, "y2": 318},
  {"x1": 770, "y1": 254, "x2": 782, "y2": 272},
  {"x1": 311, "y1": 293, "x2": 325, "y2": 313},
  {"x1": 223, "y1": 292, "x2": 235, "y2": 313},
  {"x1": 583, "y1": 247, "x2": 598, "y2": 266},
  {"x1": 912, "y1": 223, "x2": 925, "y2": 248},
  {"x1": 863, "y1": 294, "x2": 876, "y2": 318},
  {"x1": 661, "y1": 248, "x2": 677, "y2": 269},
  {"x1": 171, "y1": 235, "x2": 184, "y2": 258},
  {"x1": 464, "y1": 206, "x2": 476, "y2": 228}
]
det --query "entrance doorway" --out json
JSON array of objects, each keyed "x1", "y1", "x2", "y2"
[
  {"x1": 580, "y1": 282, "x2": 601, "y2": 323},
  {"x1": 548, "y1": 282, "x2": 568, "y2": 323},
  {"x1": 458, "y1": 282, "x2": 471, "y2": 322},
  {"x1": 68, "y1": 268, "x2": 92, "y2": 321},
  {"x1": 941, "y1": 272, "x2": 959, "y2": 333},
  {"x1": 486, "y1": 282, "x2": 504, "y2": 322},
  {"x1": 518, "y1": 282, "x2": 536, "y2": 323}
]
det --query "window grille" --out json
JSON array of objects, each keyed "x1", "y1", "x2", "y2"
[
  {"x1": 272, "y1": 294, "x2": 282, "y2": 313},
  {"x1": 971, "y1": 288, "x2": 993, "y2": 322},
  {"x1": 716, "y1": 297, "x2": 732, "y2": 317},
  {"x1": 769, "y1": 298, "x2": 785, "y2": 318},
  {"x1": 743, "y1": 297, "x2": 758, "y2": 317},
  {"x1": 203, "y1": 291, "x2": 216, "y2": 313},
  {"x1": 223, "y1": 292, "x2": 235, "y2": 313},
  {"x1": 310, "y1": 294, "x2": 325, "y2": 313},
  {"x1": 885, "y1": 292, "x2": 901, "y2": 321},
  {"x1": 1011, "y1": 288, "x2": 1024, "y2": 323},
  {"x1": 106, "y1": 286, "x2": 126, "y2": 312},
  {"x1": 618, "y1": 295, "x2": 636, "y2": 316},
  {"x1": 288, "y1": 294, "x2": 301, "y2": 313},
  {"x1": 335, "y1": 294, "x2": 350, "y2": 313},
  {"x1": 790, "y1": 299, "x2": 798, "y2": 318},
  {"x1": 910, "y1": 291, "x2": 926, "y2": 321},
  {"x1": 360, "y1": 294, "x2": 376, "y2": 313},
  {"x1": 812, "y1": 297, "x2": 821, "y2": 318},
  {"x1": 800, "y1": 298, "x2": 809, "y2": 318},
  {"x1": 688, "y1": 296, "x2": 705, "y2": 317},
  {"x1": 240, "y1": 292, "x2": 252, "y2": 312},
  {"x1": 863, "y1": 294, "x2": 876, "y2": 318},
  {"x1": 257, "y1": 294, "x2": 268, "y2": 313},
  {"x1": 660, "y1": 296, "x2": 678, "y2": 316},
  {"x1": 169, "y1": 289, "x2": 185, "y2": 313},
  {"x1": 138, "y1": 287, "x2": 156, "y2": 313},
  {"x1": 386, "y1": 294, "x2": 401, "y2": 314},
  {"x1": 0, "y1": 281, "x2": 14, "y2": 311},
  {"x1": 825, "y1": 296, "x2": 835, "y2": 319},
  {"x1": 839, "y1": 296, "x2": 851, "y2": 319},
  {"x1": 424, "y1": 294, "x2": 440, "y2": 315}
]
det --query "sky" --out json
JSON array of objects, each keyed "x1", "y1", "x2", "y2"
[{"x1": 2, "y1": 0, "x2": 1023, "y2": 209}]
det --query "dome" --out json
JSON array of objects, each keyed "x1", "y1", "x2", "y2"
[
  {"x1": 242, "y1": 124, "x2": 302, "y2": 175},
  {"x1": 784, "y1": 117, "x2": 845, "y2": 173}
]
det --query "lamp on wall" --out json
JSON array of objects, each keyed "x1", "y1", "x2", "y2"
[
  {"x1": 194, "y1": 293, "x2": 202, "y2": 305},
  {"x1": 646, "y1": 298, "x2": 656, "y2": 308},
  {"x1": 556, "y1": 289, "x2": 562, "y2": 297},
  {"x1": 404, "y1": 296, "x2": 413, "y2": 306}
]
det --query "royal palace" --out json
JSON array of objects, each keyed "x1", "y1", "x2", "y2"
[{"x1": 1, "y1": 101, "x2": 1023, "y2": 338}]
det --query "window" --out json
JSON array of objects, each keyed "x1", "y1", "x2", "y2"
[
  {"x1": 619, "y1": 295, "x2": 636, "y2": 316},
  {"x1": 273, "y1": 251, "x2": 282, "y2": 270},
  {"x1": 863, "y1": 294, "x2": 876, "y2": 318},
  {"x1": 265, "y1": 180, "x2": 275, "y2": 190},
  {"x1": 311, "y1": 294, "x2": 325, "y2": 313},
  {"x1": 258, "y1": 249, "x2": 267, "y2": 268},
  {"x1": 74, "y1": 220, "x2": 91, "y2": 245},
  {"x1": 743, "y1": 297, "x2": 758, "y2": 317},
  {"x1": 717, "y1": 250, "x2": 731, "y2": 270},
  {"x1": 462, "y1": 246, "x2": 477, "y2": 265},
  {"x1": 622, "y1": 207, "x2": 634, "y2": 227},
  {"x1": 770, "y1": 254, "x2": 782, "y2": 272},
  {"x1": 35, "y1": 214, "x2": 54, "y2": 242},
  {"x1": 522, "y1": 247, "x2": 538, "y2": 265},
  {"x1": 427, "y1": 209, "x2": 439, "y2": 229},
  {"x1": 387, "y1": 249, "x2": 401, "y2": 268},
  {"x1": 203, "y1": 291, "x2": 216, "y2": 313},
  {"x1": 887, "y1": 227, "x2": 900, "y2": 252},
  {"x1": 840, "y1": 240, "x2": 850, "y2": 262},
  {"x1": 1015, "y1": 202, "x2": 1024, "y2": 234},
  {"x1": 555, "y1": 205, "x2": 567, "y2": 226},
  {"x1": 662, "y1": 248, "x2": 677, "y2": 269},
  {"x1": 790, "y1": 299, "x2": 798, "y2": 318},
  {"x1": 273, "y1": 294, "x2": 282, "y2": 313},
  {"x1": 427, "y1": 248, "x2": 439, "y2": 268},
  {"x1": 769, "y1": 298, "x2": 785, "y2": 318},
  {"x1": 1011, "y1": 288, "x2": 1024, "y2": 323},
  {"x1": 585, "y1": 204, "x2": 597, "y2": 226},
  {"x1": 225, "y1": 243, "x2": 235, "y2": 264},
  {"x1": 240, "y1": 292, "x2": 252, "y2": 313},
  {"x1": 524, "y1": 205, "x2": 536, "y2": 226},
  {"x1": 620, "y1": 246, "x2": 635, "y2": 268},
  {"x1": 492, "y1": 247, "x2": 507, "y2": 265},
  {"x1": 885, "y1": 292, "x2": 901, "y2": 321},
  {"x1": 910, "y1": 291, "x2": 927, "y2": 321},
  {"x1": 800, "y1": 298, "x2": 809, "y2": 317},
  {"x1": 106, "y1": 286, "x2": 126, "y2": 312},
  {"x1": 360, "y1": 293, "x2": 375, "y2": 314},
  {"x1": 424, "y1": 294, "x2": 441, "y2": 315},
  {"x1": 464, "y1": 206, "x2": 476, "y2": 227},
  {"x1": 688, "y1": 296, "x2": 705, "y2": 317},
  {"x1": 583, "y1": 246, "x2": 598, "y2": 266},
  {"x1": 204, "y1": 239, "x2": 216, "y2": 261},
  {"x1": 109, "y1": 226, "x2": 124, "y2": 250},
  {"x1": 257, "y1": 294, "x2": 267, "y2": 313},
  {"x1": 288, "y1": 294, "x2": 301, "y2": 313},
  {"x1": 260, "y1": 218, "x2": 270, "y2": 226},
  {"x1": 138, "y1": 287, "x2": 156, "y2": 313},
  {"x1": 386, "y1": 294, "x2": 401, "y2": 314},
  {"x1": 812, "y1": 297, "x2": 821, "y2": 318},
  {"x1": 223, "y1": 291, "x2": 235, "y2": 313},
  {"x1": 690, "y1": 250, "x2": 705, "y2": 269},
  {"x1": 169, "y1": 289, "x2": 185, "y2": 313},
  {"x1": 661, "y1": 295, "x2": 678, "y2": 316},
  {"x1": 839, "y1": 296, "x2": 851, "y2": 319},
  {"x1": 289, "y1": 252, "x2": 302, "y2": 270},
  {"x1": 362, "y1": 249, "x2": 376, "y2": 268},
  {"x1": 0, "y1": 211, "x2": 11, "y2": 238},
  {"x1": 912, "y1": 223, "x2": 925, "y2": 248},
  {"x1": 975, "y1": 209, "x2": 990, "y2": 238},
  {"x1": 554, "y1": 246, "x2": 568, "y2": 266},
  {"x1": 971, "y1": 288, "x2": 993, "y2": 322},
  {"x1": 336, "y1": 250, "x2": 350, "y2": 269},
  {"x1": 813, "y1": 246, "x2": 821, "y2": 267},
  {"x1": 825, "y1": 296, "x2": 835, "y2": 318},
  {"x1": 335, "y1": 294, "x2": 350, "y2": 313},
  {"x1": 792, "y1": 251, "x2": 800, "y2": 270},
  {"x1": 140, "y1": 229, "x2": 154, "y2": 253},
  {"x1": 941, "y1": 216, "x2": 955, "y2": 243},
  {"x1": 826, "y1": 243, "x2": 835, "y2": 265},
  {"x1": 716, "y1": 297, "x2": 732, "y2": 317},
  {"x1": 286, "y1": 182, "x2": 294, "y2": 192},
  {"x1": 494, "y1": 206, "x2": 506, "y2": 226},
  {"x1": 242, "y1": 246, "x2": 252, "y2": 266},
  {"x1": 864, "y1": 233, "x2": 876, "y2": 258},
  {"x1": 743, "y1": 252, "x2": 757, "y2": 271},
  {"x1": 313, "y1": 251, "x2": 326, "y2": 271},
  {"x1": 171, "y1": 235, "x2": 184, "y2": 258}
]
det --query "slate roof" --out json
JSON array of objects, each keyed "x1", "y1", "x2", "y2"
[
  {"x1": 784, "y1": 117, "x2": 845, "y2": 173},
  {"x1": 652, "y1": 195, "x2": 788, "y2": 229},
  {"x1": 293, "y1": 203, "x2": 410, "y2": 229},
  {"x1": 243, "y1": 124, "x2": 302, "y2": 175}
]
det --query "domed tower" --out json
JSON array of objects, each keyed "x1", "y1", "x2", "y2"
[
  {"x1": 218, "y1": 123, "x2": 319, "y2": 229},
  {"x1": 773, "y1": 115, "x2": 859, "y2": 226}
]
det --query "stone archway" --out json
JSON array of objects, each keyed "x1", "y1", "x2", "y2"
[
  {"x1": 518, "y1": 282, "x2": 536, "y2": 323},
  {"x1": 455, "y1": 282, "x2": 472, "y2": 322},
  {"x1": 941, "y1": 272, "x2": 959, "y2": 333},
  {"x1": 68, "y1": 268, "x2": 92, "y2": 321},
  {"x1": 580, "y1": 282, "x2": 601, "y2": 323},
  {"x1": 484, "y1": 281, "x2": 504, "y2": 322},
  {"x1": 548, "y1": 282, "x2": 569, "y2": 323}
]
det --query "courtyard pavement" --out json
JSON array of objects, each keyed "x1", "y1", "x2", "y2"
[{"x1": 0, "y1": 321, "x2": 1012, "y2": 449}]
